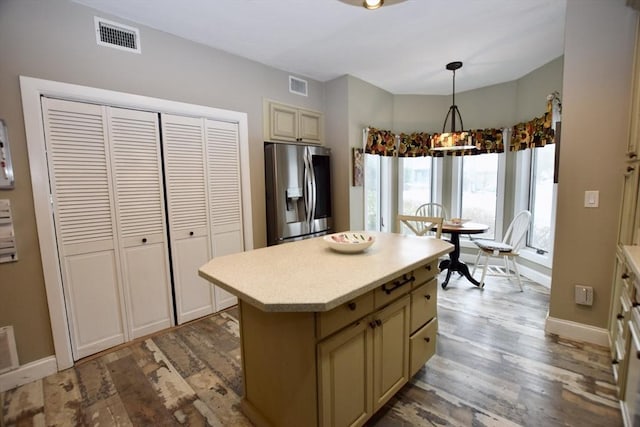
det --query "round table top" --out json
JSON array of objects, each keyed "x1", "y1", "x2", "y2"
[{"x1": 441, "y1": 221, "x2": 489, "y2": 234}]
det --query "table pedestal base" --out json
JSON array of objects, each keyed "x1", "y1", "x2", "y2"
[{"x1": 439, "y1": 233, "x2": 481, "y2": 289}]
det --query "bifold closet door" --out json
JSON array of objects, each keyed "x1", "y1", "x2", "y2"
[
  {"x1": 108, "y1": 107, "x2": 173, "y2": 339},
  {"x1": 205, "y1": 119, "x2": 242, "y2": 311},
  {"x1": 42, "y1": 98, "x2": 174, "y2": 360},
  {"x1": 42, "y1": 98, "x2": 126, "y2": 359},
  {"x1": 162, "y1": 114, "x2": 216, "y2": 324}
]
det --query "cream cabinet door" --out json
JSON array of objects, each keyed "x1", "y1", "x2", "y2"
[
  {"x1": 269, "y1": 102, "x2": 298, "y2": 142},
  {"x1": 298, "y1": 108, "x2": 322, "y2": 144},
  {"x1": 42, "y1": 97, "x2": 126, "y2": 360},
  {"x1": 318, "y1": 319, "x2": 373, "y2": 427},
  {"x1": 371, "y1": 295, "x2": 410, "y2": 410}
]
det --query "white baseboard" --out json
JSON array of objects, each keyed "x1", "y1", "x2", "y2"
[
  {"x1": 0, "y1": 356, "x2": 57, "y2": 392},
  {"x1": 545, "y1": 316, "x2": 610, "y2": 347}
]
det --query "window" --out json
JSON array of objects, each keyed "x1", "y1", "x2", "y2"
[
  {"x1": 364, "y1": 154, "x2": 393, "y2": 232},
  {"x1": 457, "y1": 154, "x2": 500, "y2": 239},
  {"x1": 398, "y1": 157, "x2": 433, "y2": 215},
  {"x1": 364, "y1": 154, "x2": 381, "y2": 231},
  {"x1": 528, "y1": 144, "x2": 556, "y2": 252}
]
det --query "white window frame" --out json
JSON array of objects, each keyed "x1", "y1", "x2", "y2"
[
  {"x1": 452, "y1": 153, "x2": 506, "y2": 246},
  {"x1": 515, "y1": 146, "x2": 556, "y2": 269},
  {"x1": 397, "y1": 156, "x2": 439, "y2": 216},
  {"x1": 363, "y1": 154, "x2": 393, "y2": 232}
]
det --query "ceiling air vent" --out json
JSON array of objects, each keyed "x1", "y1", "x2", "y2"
[
  {"x1": 289, "y1": 76, "x2": 308, "y2": 97},
  {"x1": 94, "y1": 17, "x2": 141, "y2": 53}
]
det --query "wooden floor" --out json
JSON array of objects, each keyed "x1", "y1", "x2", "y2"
[{"x1": 2, "y1": 274, "x2": 623, "y2": 426}]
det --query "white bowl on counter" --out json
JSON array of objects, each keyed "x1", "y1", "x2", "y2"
[{"x1": 324, "y1": 232, "x2": 375, "y2": 253}]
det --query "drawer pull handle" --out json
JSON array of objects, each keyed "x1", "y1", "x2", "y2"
[
  {"x1": 617, "y1": 313, "x2": 624, "y2": 320},
  {"x1": 142, "y1": 237, "x2": 147, "y2": 243},
  {"x1": 629, "y1": 152, "x2": 638, "y2": 159},
  {"x1": 382, "y1": 275, "x2": 414, "y2": 295},
  {"x1": 612, "y1": 359, "x2": 619, "y2": 364},
  {"x1": 426, "y1": 265, "x2": 432, "y2": 271},
  {"x1": 628, "y1": 166, "x2": 635, "y2": 173},
  {"x1": 375, "y1": 319, "x2": 382, "y2": 327},
  {"x1": 622, "y1": 273, "x2": 630, "y2": 279},
  {"x1": 424, "y1": 337, "x2": 430, "y2": 343},
  {"x1": 348, "y1": 302, "x2": 357, "y2": 311},
  {"x1": 424, "y1": 294, "x2": 431, "y2": 300},
  {"x1": 369, "y1": 321, "x2": 377, "y2": 329}
]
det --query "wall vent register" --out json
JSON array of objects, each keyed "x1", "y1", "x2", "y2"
[
  {"x1": 94, "y1": 17, "x2": 141, "y2": 53},
  {"x1": 289, "y1": 75, "x2": 308, "y2": 97}
]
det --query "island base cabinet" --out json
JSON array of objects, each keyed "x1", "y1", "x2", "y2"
[{"x1": 232, "y1": 262, "x2": 439, "y2": 427}]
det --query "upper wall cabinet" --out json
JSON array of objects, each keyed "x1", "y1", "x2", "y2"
[{"x1": 264, "y1": 100, "x2": 324, "y2": 144}]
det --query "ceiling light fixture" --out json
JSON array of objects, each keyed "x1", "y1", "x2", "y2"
[
  {"x1": 338, "y1": 0, "x2": 406, "y2": 9},
  {"x1": 363, "y1": 0, "x2": 383, "y2": 9},
  {"x1": 431, "y1": 61, "x2": 476, "y2": 151}
]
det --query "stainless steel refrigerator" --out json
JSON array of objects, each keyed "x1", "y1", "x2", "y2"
[{"x1": 265, "y1": 142, "x2": 332, "y2": 246}]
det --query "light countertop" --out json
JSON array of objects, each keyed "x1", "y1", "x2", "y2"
[{"x1": 199, "y1": 231, "x2": 453, "y2": 312}]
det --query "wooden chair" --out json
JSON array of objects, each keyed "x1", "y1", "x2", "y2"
[
  {"x1": 471, "y1": 210, "x2": 532, "y2": 291},
  {"x1": 397, "y1": 215, "x2": 443, "y2": 239},
  {"x1": 415, "y1": 202, "x2": 448, "y2": 220}
]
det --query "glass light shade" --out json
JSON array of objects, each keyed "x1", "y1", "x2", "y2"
[
  {"x1": 363, "y1": 0, "x2": 383, "y2": 9},
  {"x1": 430, "y1": 132, "x2": 476, "y2": 151}
]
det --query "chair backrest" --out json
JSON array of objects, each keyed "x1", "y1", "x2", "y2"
[
  {"x1": 415, "y1": 202, "x2": 448, "y2": 220},
  {"x1": 502, "y1": 210, "x2": 532, "y2": 254},
  {"x1": 397, "y1": 215, "x2": 443, "y2": 239}
]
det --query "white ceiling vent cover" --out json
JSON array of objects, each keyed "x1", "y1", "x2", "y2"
[
  {"x1": 289, "y1": 76, "x2": 308, "y2": 97},
  {"x1": 94, "y1": 17, "x2": 141, "y2": 53},
  {"x1": 0, "y1": 325, "x2": 19, "y2": 375}
]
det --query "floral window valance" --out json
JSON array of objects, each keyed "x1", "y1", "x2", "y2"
[
  {"x1": 510, "y1": 113, "x2": 555, "y2": 151},
  {"x1": 398, "y1": 132, "x2": 431, "y2": 157},
  {"x1": 365, "y1": 127, "x2": 397, "y2": 156}
]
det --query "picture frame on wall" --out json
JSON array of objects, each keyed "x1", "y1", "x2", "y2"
[{"x1": 352, "y1": 147, "x2": 364, "y2": 186}]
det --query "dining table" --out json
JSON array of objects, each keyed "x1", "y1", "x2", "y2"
[{"x1": 438, "y1": 221, "x2": 489, "y2": 289}]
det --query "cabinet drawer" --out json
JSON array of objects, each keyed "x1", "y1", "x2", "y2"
[
  {"x1": 409, "y1": 318, "x2": 437, "y2": 377},
  {"x1": 410, "y1": 278, "x2": 437, "y2": 333},
  {"x1": 317, "y1": 292, "x2": 374, "y2": 340},
  {"x1": 374, "y1": 273, "x2": 414, "y2": 309},
  {"x1": 413, "y1": 260, "x2": 439, "y2": 288}
]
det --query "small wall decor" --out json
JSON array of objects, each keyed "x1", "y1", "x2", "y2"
[{"x1": 352, "y1": 147, "x2": 364, "y2": 186}]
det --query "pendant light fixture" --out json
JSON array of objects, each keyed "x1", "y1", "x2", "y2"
[{"x1": 431, "y1": 61, "x2": 476, "y2": 151}]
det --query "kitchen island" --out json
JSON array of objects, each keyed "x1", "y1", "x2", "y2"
[{"x1": 199, "y1": 231, "x2": 453, "y2": 427}]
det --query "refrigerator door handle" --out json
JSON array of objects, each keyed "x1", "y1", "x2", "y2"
[
  {"x1": 303, "y1": 149, "x2": 313, "y2": 227},
  {"x1": 308, "y1": 149, "x2": 317, "y2": 230}
]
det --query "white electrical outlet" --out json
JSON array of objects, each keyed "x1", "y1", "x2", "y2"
[{"x1": 575, "y1": 285, "x2": 594, "y2": 306}]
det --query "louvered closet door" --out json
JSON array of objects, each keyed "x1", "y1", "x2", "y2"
[
  {"x1": 108, "y1": 107, "x2": 173, "y2": 338},
  {"x1": 205, "y1": 120, "x2": 243, "y2": 311},
  {"x1": 42, "y1": 98, "x2": 126, "y2": 360},
  {"x1": 161, "y1": 114, "x2": 215, "y2": 324}
]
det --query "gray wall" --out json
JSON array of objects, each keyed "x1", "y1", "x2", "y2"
[
  {"x1": 550, "y1": 0, "x2": 637, "y2": 328},
  {"x1": 0, "y1": 0, "x2": 325, "y2": 363}
]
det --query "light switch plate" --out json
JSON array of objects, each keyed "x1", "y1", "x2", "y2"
[{"x1": 584, "y1": 190, "x2": 599, "y2": 208}]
